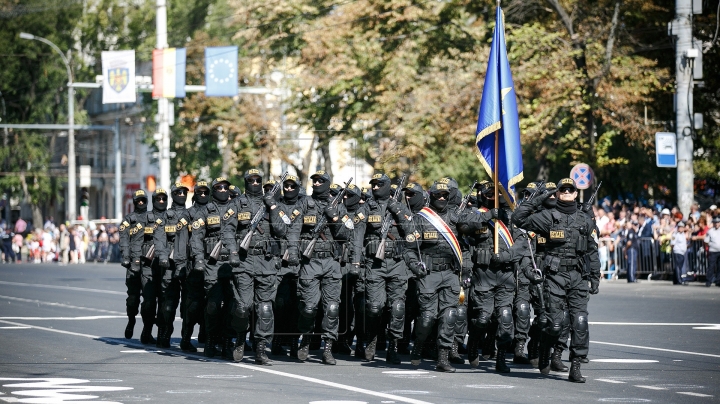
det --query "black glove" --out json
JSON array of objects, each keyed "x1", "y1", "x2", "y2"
[
  {"x1": 159, "y1": 259, "x2": 170, "y2": 269},
  {"x1": 121, "y1": 259, "x2": 131, "y2": 269},
  {"x1": 287, "y1": 249, "x2": 300, "y2": 266},
  {"x1": 481, "y1": 208, "x2": 499, "y2": 221},
  {"x1": 130, "y1": 260, "x2": 141, "y2": 273},
  {"x1": 590, "y1": 278, "x2": 600, "y2": 294},
  {"x1": 324, "y1": 205, "x2": 339, "y2": 220},
  {"x1": 229, "y1": 251, "x2": 241, "y2": 267},
  {"x1": 387, "y1": 198, "x2": 403, "y2": 215},
  {"x1": 263, "y1": 193, "x2": 276, "y2": 209},
  {"x1": 411, "y1": 261, "x2": 428, "y2": 278},
  {"x1": 490, "y1": 252, "x2": 503, "y2": 264},
  {"x1": 194, "y1": 259, "x2": 206, "y2": 271},
  {"x1": 529, "y1": 268, "x2": 544, "y2": 284},
  {"x1": 461, "y1": 276, "x2": 472, "y2": 290},
  {"x1": 349, "y1": 263, "x2": 361, "y2": 276},
  {"x1": 532, "y1": 190, "x2": 552, "y2": 208}
]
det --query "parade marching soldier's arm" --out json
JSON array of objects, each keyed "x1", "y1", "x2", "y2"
[
  {"x1": 153, "y1": 216, "x2": 170, "y2": 264},
  {"x1": 401, "y1": 217, "x2": 426, "y2": 278},
  {"x1": 175, "y1": 214, "x2": 190, "y2": 270},
  {"x1": 351, "y1": 209, "x2": 367, "y2": 266},
  {"x1": 268, "y1": 203, "x2": 289, "y2": 238},
  {"x1": 222, "y1": 205, "x2": 239, "y2": 256},
  {"x1": 189, "y1": 208, "x2": 207, "y2": 265},
  {"x1": 119, "y1": 215, "x2": 132, "y2": 268},
  {"x1": 285, "y1": 201, "x2": 305, "y2": 266},
  {"x1": 585, "y1": 216, "x2": 602, "y2": 294}
]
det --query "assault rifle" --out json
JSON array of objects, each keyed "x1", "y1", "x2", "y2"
[
  {"x1": 455, "y1": 180, "x2": 479, "y2": 215},
  {"x1": 239, "y1": 172, "x2": 288, "y2": 251},
  {"x1": 375, "y1": 174, "x2": 407, "y2": 260},
  {"x1": 303, "y1": 177, "x2": 353, "y2": 259},
  {"x1": 581, "y1": 181, "x2": 602, "y2": 213}
]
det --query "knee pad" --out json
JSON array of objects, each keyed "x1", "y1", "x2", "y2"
[
  {"x1": 231, "y1": 301, "x2": 250, "y2": 319},
  {"x1": 366, "y1": 302, "x2": 382, "y2": 318},
  {"x1": 322, "y1": 302, "x2": 340, "y2": 331},
  {"x1": 546, "y1": 310, "x2": 566, "y2": 336},
  {"x1": 516, "y1": 303, "x2": 531, "y2": 322},
  {"x1": 258, "y1": 302, "x2": 273, "y2": 320},
  {"x1": 443, "y1": 308, "x2": 458, "y2": 327},
  {"x1": 455, "y1": 306, "x2": 468, "y2": 335},
  {"x1": 498, "y1": 307, "x2": 513, "y2": 327},
  {"x1": 574, "y1": 314, "x2": 588, "y2": 336},
  {"x1": 414, "y1": 312, "x2": 435, "y2": 341},
  {"x1": 391, "y1": 301, "x2": 405, "y2": 322},
  {"x1": 163, "y1": 301, "x2": 175, "y2": 314},
  {"x1": 471, "y1": 313, "x2": 491, "y2": 330},
  {"x1": 299, "y1": 302, "x2": 317, "y2": 320}
]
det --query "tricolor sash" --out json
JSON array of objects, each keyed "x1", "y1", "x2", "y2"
[
  {"x1": 417, "y1": 207, "x2": 463, "y2": 266},
  {"x1": 476, "y1": 207, "x2": 514, "y2": 248}
]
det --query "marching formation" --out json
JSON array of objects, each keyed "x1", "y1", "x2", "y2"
[{"x1": 119, "y1": 170, "x2": 600, "y2": 382}]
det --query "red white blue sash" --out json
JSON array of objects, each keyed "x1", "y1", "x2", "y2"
[{"x1": 417, "y1": 207, "x2": 463, "y2": 266}]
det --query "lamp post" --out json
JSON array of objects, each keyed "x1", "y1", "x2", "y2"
[{"x1": 19, "y1": 33, "x2": 76, "y2": 222}]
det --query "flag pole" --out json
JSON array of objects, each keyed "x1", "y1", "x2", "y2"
[{"x1": 494, "y1": 129, "x2": 499, "y2": 254}]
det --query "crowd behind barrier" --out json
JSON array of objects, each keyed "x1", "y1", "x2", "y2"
[{"x1": 1, "y1": 199, "x2": 717, "y2": 283}]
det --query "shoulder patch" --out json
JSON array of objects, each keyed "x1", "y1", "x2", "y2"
[
  {"x1": 180, "y1": 218, "x2": 188, "y2": 225},
  {"x1": 223, "y1": 208, "x2": 235, "y2": 221},
  {"x1": 342, "y1": 215, "x2": 354, "y2": 229},
  {"x1": 291, "y1": 209, "x2": 301, "y2": 221},
  {"x1": 279, "y1": 211, "x2": 292, "y2": 225},
  {"x1": 156, "y1": 218, "x2": 163, "y2": 224},
  {"x1": 406, "y1": 234, "x2": 416, "y2": 243}
]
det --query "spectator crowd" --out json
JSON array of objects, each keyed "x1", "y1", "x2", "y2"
[{"x1": 0, "y1": 216, "x2": 121, "y2": 265}]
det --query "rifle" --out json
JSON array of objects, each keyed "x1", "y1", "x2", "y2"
[
  {"x1": 240, "y1": 172, "x2": 288, "y2": 251},
  {"x1": 209, "y1": 240, "x2": 222, "y2": 260},
  {"x1": 375, "y1": 174, "x2": 407, "y2": 260},
  {"x1": 528, "y1": 180, "x2": 546, "y2": 201},
  {"x1": 303, "y1": 177, "x2": 353, "y2": 259},
  {"x1": 582, "y1": 181, "x2": 603, "y2": 213},
  {"x1": 455, "y1": 180, "x2": 479, "y2": 215}
]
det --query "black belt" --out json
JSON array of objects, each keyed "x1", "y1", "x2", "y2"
[
  {"x1": 312, "y1": 251, "x2": 335, "y2": 259},
  {"x1": 247, "y1": 246, "x2": 265, "y2": 256},
  {"x1": 560, "y1": 258, "x2": 578, "y2": 267}
]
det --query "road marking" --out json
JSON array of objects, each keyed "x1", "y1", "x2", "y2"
[
  {"x1": 382, "y1": 371, "x2": 429, "y2": 375},
  {"x1": 381, "y1": 391, "x2": 430, "y2": 396},
  {"x1": 590, "y1": 322, "x2": 720, "y2": 326},
  {"x1": 0, "y1": 295, "x2": 125, "y2": 314},
  {"x1": 635, "y1": 385, "x2": 667, "y2": 390},
  {"x1": 0, "y1": 378, "x2": 132, "y2": 404},
  {"x1": 591, "y1": 359, "x2": 659, "y2": 363},
  {"x1": 0, "y1": 326, "x2": 31, "y2": 329},
  {"x1": 692, "y1": 325, "x2": 720, "y2": 330},
  {"x1": 0, "y1": 316, "x2": 126, "y2": 320},
  {"x1": 465, "y1": 385, "x2": 515, "y2": 389},
  {"x1": 591, "y1": 340, "x2": 720, "y2": 359},
  {"x1": 0, "y1": 281, "x2": 125, "y2": 295},
  {"x1": 596, "y1": 379, "x2": 626, "y2": 384},
  {"x1": 597, "y1": 399, "x2": 651, "y2": 403},
  {"x1": 167, "y1": 390, "x2": 211, "y2": 394},
  {"x1": 309, "y1": 402, "x2": 368, "y2": 404},
  {"x1": 677, "y1": 392, "x2": 713, "y2": 397},
  {"x1": 120, "y1": 350, "x2": 162, "y2": 353},
  {"x1": 196, "y1": 375, "x2": 252, "y2": 379},
  {"x1": 228, "y1": 364, "x2": 433, "y2": 404}
]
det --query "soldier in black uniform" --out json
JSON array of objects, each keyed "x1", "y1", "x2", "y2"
[
  {"x1": 143, "y1": 188, "x2": 169, "y2": 348},
  {"x1": 185, "y1": 180, "x2": 211, "y2": 351},
  {"x1": 120, "y1": 189, "x2": 158, "y2": 344},
  {"x1": 154, "y1": 183, "x2": 192, "y2": 349},
  {"x1": 512, "y1": 178, "x2": 600, "y2": 382},
  {"x1": 289, "y1": 170, "x2": 354, "y2": 365},
  {"x1": 403, "y1": 182, "x2": 495, "y2": 372},
  {"x1": 228, "y1": 169, "x2": 287, "y2": 365},
  {"x1": 190, "y1": 177, "x2": 239, "y2": 358},
  {"x1": 338, "y1": 183, "x2": 365, "y2": 356},
  {"x1": 355, "y1": 173, "x2": 411, "y2": 364},
  {"x1": 273, "y1": 175, "x2": 304, "y2": 357}
]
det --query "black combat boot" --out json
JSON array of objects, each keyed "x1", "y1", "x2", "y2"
[
  {"x1": 467, "y1": 336, "x2": 480, "y2": 367},
  {"x1": 410, "y1": 340, "x2": 424, "y2": 366},
  {"x1": 162, "y1": 325, "x2": 173, "y2": 348},
  {"x1": 297, "y1": 335, "x2": 311, "y2": 361},
  {"x1": 568, "y1": 357, "x2": 586, "y2": 383},
  {"x1": 255, "y1": 340, "x2": 271, "y2": 365},
  {"x1": 364, "y1": 335, "x2": 377, "y2": 361},
  {"x1": 481, "y1": 334, "x2": 496, "y2": 361},
  {"x1": 204, "y1": 334, "x2": 218, "y2": 358},
  {"x1": 155, "y1": 326, "x2": 166, "y2": 348},
  {"x1": 495, "y1": 347, "x2": 511, "y2": 373},
  {"x1": 289, "y1": 337, "x2": 299, "y2": 358},
  {"x1": 527, "y1": 338, "x2": 540, "y2": 368},
  {"x1": 551, "y1": 348, "x2": 569, "y2": 372},
  {"x1": 538, "y1": 341, "x2": 552, "y2": 375},
  {"x1": 232, "y1": 336, "x2": 245, "y2": 362},
  {"x1": 180, "y1": 327, "x2": 197, "y2": 352},
  {"x1": 322, "y1": 340, "x2": 337, "y2": 365},
  {"x1": 197, "y1": 324, "x2": 206, "y2": 344},
  {"x1": 222, "y1": 337, "x2": 235, "y2": 361},
  {"x1": 140, "y1": 327, "x2": 156, "y2": 345},
  {"x1": 435, "y1": 348, "x2": 456, "y2": 373},
  {"x1": 335, "y1": 335, "x2": 352, "y2": 355},
  {"x1": 580, "y1": 357, "x2": 589, "y2": 363},
  {"x1": 449, "y1": 339, "x2": 465, "y2": 365},
  {"x1": 125, "y1": 317, "x2": 136, "y2": 339},
  {"x1": 513, "y1": 340, "x2": 531, "y2": 364},
  {"x1": 386, "y1": 339, "x2": 401, "y2": 365}
]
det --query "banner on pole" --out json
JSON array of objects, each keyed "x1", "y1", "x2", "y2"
[
  {"x1": 102, "y1": 50, "x2": 136, "y2": 104},
  {"x1": 205, "y1": 46, "x2": 238, "y2": 97},
  {"x1": 152, "y1": 48, "x2": 186, "y2": 98}
]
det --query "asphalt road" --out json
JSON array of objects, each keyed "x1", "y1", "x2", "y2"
[{"x1": 0, "y1": 262, "x2": 719, "y2": 404}]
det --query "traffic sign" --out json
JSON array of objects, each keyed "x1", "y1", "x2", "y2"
[
  {"x1": 570, "y1": 163, "x2": 593, "y2": 190},
  {"x1": 655, "y1": 132, "x2": 677, "y2": 168}
]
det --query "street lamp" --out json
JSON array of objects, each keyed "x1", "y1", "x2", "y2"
[{"x1": 20, "y1": 32, "x2": 76, "y2": 221}]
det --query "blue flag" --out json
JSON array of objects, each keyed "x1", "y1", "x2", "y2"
[
  {"x1": 205, "y1": 46, "x2": 238, "y2": 97},
  {"x1": 475, "y1": 7, "x2": 523, "y2": 207}
]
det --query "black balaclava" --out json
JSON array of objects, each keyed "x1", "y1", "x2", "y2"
[
  {"x1": 542, "y1": 181, "x2": 558, "y2": 209},
  {"x1": 211, "y1": 178, "x2": 231, "y2": 204},
  {"x1": 370, "y1": 173, "x2": 392, "y2": 201},
  {"x1": 228, "y1": 185, "x2": 240, "y2": 200},
  {"x1": 344, "y1": 184, "x2": 362, "y2": 212},
  {"x1": 283, "y1": 176, "x2": 301, "y2": 204},
  {"x1": 152, "y1": 189, "x2": 169, "y2": 212},
  {"x1": 556, "y1": 199, "x2": 577, "y2": 214},
  {"x1": 403, "y1": 183, "x2": 426, "y2": 214},
  {"x1": 428, "y1": 183, "x2": 450, "y2": 212},
  {"x1": 543, "y1": 196, "x2": 557, "y2": 209},
  {"x1": 438, "y1": 177, "x2": 461, "y2": 209},
  {"x1": 310, "y1": 171, "x2": 331, "y2": 200},
  {"x1": 244, "y1": 169, "x2": 263, "y2": 198},
  {"x1": 194, "y1": 181, "x2": 211, "y2": 206},
  {"x1": 133, "y1": 190, "x2": 148, "y2": 213},
  {"x1": 171, "y1": 183, "x2": 189, "y2": 207}
]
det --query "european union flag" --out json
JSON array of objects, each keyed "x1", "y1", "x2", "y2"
[
  {"x1": 475, "y1": 6, "x2": 523, "y2": 207},
  {"x1": 205, "y1": 46, "x2": 238, "y2": 97}
]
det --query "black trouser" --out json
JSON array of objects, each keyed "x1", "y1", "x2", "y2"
[
  {"x1": 203, "y1": 257, "x2": 234, "y2": 339},
  {"x1": 364, "y1": 257, "x2": 408, "y2": 341},
  {"x1": 228, "y1": 253, "x2": 278, "y2": 344},
  {"x1": 183, "y1": 261, "x2": 205, "y2": 340},
  {"x1": 673, "y1": 253, "x2": 686, "y2": 284},
  {"x1": 514, "y1": 281, "x2": 532, "y2": 343},
  {"x1": 2, "y1": 242, "x2": 15, "y2": 262},
  {"x1": 275, "y1": 269, "x2": 299, "y2": 340},
  {"x1": 160, "y1": 260, "x2": 185, "y2": 337},
  {"x1": 125, "y1": 259, "x2": 156, "y2": 327},
  {"x1": 707, "y1": 251, "x2": 720, "y2": 286},
  {"x1": 469, "y1": 285, "x2": 514, "y2": 349},
  {"x1": 297, "y1": 254, "x2": 342, "y2": 341},
  {"x1": 415, "y1": 269, "x2": 460, "y2": 350},
  {"x1": 338, "y1": 270, "x2": 358, "y2": 344},
  {"x1": 542, "y1": 268, "x2": 589, "y2": 359}
]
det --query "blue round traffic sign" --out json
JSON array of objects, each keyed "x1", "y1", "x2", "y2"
[{"x1": 570, "y1": 163, "x2": 593, "y2": 190}]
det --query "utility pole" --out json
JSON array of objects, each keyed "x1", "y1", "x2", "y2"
[
  {"x1": 156, "y1": 0, "x2": 171, "y2": 190},
  {"x1": 115, "y1": 119, "x2": 122, "y2": 221},
  {"x1": 672, "y1": 0, "x2": 695, "y2": 218}
]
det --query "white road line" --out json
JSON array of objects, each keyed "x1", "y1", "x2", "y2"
[
  {"x1": 590, "y1": 322, "x2": 720, "y2": 326},
  {"x1": 0, "y1": 326, "x2": 31, "y2": 330},
  {"x1": 0, "y1": 295, "x2": 124, "y2": 314},
  {"x1": 228, "y1": 364, "x2": 434, "y2": 404},
  {"x1": 591, "y1": 359, "x2": 659, "y2": 363},
  {"x1": 0, "y1": 316, "x2": 126, "y2": 321},
  {"x1": 677, "y1": 392, "x2": 713, "y2": 397},
  {"x1": 591, "y1": 340, "x2": 720, "y2": 359},
  {"x1": 0, "y1": 281, "x2": 124, "y2": 295},
  {"x1": 120, "y1": 350, "x2": 162, "y2": 353},
  {"x1": 596, "y1": 379, "x2": 626, "y2": 384},
  {"x1": 635, "y1": 385, "x2": 667, "y2": 390},
  {"x1": 0, "y1": 318, "x2": 435, "y2": 404}
]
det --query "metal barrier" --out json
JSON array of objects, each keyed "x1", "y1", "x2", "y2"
[{"x1": 604, "y1": 236, "x2": 708, "y2": 280}]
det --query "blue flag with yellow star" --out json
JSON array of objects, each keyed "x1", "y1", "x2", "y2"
[
  {"x1": 475, "y1": 6, "x2": 523, "y2": 206},
  {"x1": 205, "y1": 46, "x2": 238, "y2": 97}
]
